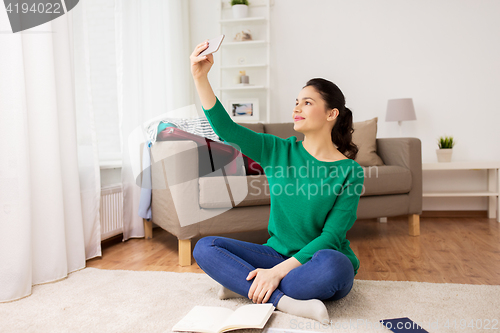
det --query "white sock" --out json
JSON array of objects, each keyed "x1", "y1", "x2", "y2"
[
  {"x1": 218, "y1": 286, "x2": 244, "y2": 300},
  {"x1": 276, "y1": 295, "x2": 329, "y2": 323}
]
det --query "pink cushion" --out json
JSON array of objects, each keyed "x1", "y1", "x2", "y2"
[
  {"x1": 244, "y1": 156, "x2": 264, "y2": 175},
  {"x1": 157, "y1": 127, "x2": 240, "y2": 176}
]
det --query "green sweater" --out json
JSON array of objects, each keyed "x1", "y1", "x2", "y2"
[{"x1": 203, "y1": 97, "x2": 364, "y2": 276}]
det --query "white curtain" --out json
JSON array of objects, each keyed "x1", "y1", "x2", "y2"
[
  {"x1": 0, "y1": 0, "x2": 193, "y2": 301},
  {"x1": 116, "y1": 0, "x2": 194, "y2": 240},
  {"x1": 0, "y1": 4, "x2": 101, "y2": 302}
]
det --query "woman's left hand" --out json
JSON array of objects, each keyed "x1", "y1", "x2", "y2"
[{"x1": 246, "y1": 268, "x2": 283, "y2": 304}]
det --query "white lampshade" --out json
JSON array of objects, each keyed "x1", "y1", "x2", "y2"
[{"x1": 386, "y1": 98, "x2": 417, "y2": 122}]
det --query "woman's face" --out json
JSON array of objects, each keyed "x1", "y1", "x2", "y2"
[{"x1": 293, "y1": 86, "x2": 337, "y2": 133}]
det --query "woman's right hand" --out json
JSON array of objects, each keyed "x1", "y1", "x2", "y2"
[{"x1": 190, "y1": 40, "x2": 214, "y2": 80}]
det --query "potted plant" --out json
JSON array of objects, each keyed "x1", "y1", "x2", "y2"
[
  {"x1": 436, "y1": 135, "x2": 455, "y2": 162},
  {"x1": 231, "y1": 0, "x2": 249, "y2": 19}
]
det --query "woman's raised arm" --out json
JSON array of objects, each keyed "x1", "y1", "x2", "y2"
[
  {"x1": 190, "y1": 40, "x2": 217, "y2": 110},
  {"x1": 189, "y1": 40, "x2": 283, "y2": 167}
]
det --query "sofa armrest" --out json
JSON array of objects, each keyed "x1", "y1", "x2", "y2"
[
  {"x1": 149, "y1": 140, "x2": 203, "y2": 237},
  {"x1": 376, "y1": 137, "x2": 422, "y2": 215}
]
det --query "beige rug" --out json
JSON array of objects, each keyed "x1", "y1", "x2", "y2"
[{"x1": 0, "y1": 267, "x2": 498, "y2": 333}]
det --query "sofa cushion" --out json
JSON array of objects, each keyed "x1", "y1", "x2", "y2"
[
  {"x1": 262, "y1": 120, "x2": 384, "y2": 167},
  {"x1": 199, "y1": 165, "x2": 411, "y2": 209},
  {"x1": 263, "y1": 123, "x2": 303, "y2": 140},
  {"x1": 199, "y1": 174, "x2": 270, "y2": 209},
  {"x1": 361, "y1": 165, "x2": 411, "y2": 196},
  {"x1": 236, "y1": 119, "x2": 386, "y2": 171},
  {"x1": 236, "y1": 122, "x2": 265, "y2": 133},
  {"x1": 352, "y1": 117, "x2": 385, "y2": 167},
  {"x1": 243, "y1": 155, "x2": 265, "y2": 175}
]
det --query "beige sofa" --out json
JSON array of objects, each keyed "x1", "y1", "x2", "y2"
[{"x1": 142, "y1": 122, "x2": 422, "y2": 266}]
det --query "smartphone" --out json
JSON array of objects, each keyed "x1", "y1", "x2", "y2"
[
  {"x1": 197, "y1": 35, "x2": 225, "y2": 57},
  {"x1": 380, "y1": 317, "x2": 430, "y2": 333}
]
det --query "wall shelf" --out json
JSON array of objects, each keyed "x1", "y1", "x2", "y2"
[
  {"x1": 216, "y1": 0, "x2": 271, "y2": 123},
  {"x1": 220, "y1": 17, "x2": 266, "y2": 24},
  {"x1": 422, "y1": 161, "x2": 500, "y2": 222},
  {"x1": 222, "y1": 40, "x2": 267, "y2": 47},
  {"x1": 221, "y1": 64, "x2": 267, "y2": 69},
  {"x1": 218, "y1": 85, "x2": 266, "y2": 91},
  {"x1": 423, "y1": 191, "x2": 498, "y2": 197}
]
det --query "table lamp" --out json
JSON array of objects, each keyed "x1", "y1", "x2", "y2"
[{"x1": 385, "y1": 98, "x2": 417, "y2": 136}]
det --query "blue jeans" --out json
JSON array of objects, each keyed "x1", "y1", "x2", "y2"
[{"x1": 192, "y1": 236, "x2": 355, "y2": 307}]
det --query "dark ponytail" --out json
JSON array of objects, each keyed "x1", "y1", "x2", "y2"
[{"x1": 304, "y1": 78, "x2": 359, "y2": 160}]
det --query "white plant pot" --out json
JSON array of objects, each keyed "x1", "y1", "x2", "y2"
[
  {"x1": 232, "y1": 5, "x2": 248, "y2": 19},
  {"x1": 436, "y1": 148, "x2": 453, "y2": 162}
]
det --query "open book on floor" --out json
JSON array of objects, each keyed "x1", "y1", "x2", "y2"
[{"x1": 172, "y1": 303, "x2": 275, "y2": 333}]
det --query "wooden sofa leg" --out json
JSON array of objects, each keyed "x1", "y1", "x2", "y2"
[
  {"x1": 179, "y1": 239, "x2": 192, "y2": 266},
  {"x1": 144, "y1": 219, "x2": 153, "y2": 239},
  {"x1": 408, "y1": 214, "x2": 420, "y2": 236}
]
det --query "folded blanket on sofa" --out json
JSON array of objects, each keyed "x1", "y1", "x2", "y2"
[{"x1": 146, "y1": 116, "x2": 222, "y2": 147}]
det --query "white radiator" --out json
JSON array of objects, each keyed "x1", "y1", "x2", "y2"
[{"x1": 100, "y1": 184, "x2": 123, "y2": 240}]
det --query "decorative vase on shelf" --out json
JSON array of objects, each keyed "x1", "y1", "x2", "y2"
[
  {"x1": 436, "y1": 148, "x2": 453, "y2": 162},
  {"x1": 239, "y1": 70, "x2": 249, "y2": 84},
  {"x1": 232, "y1": 4, "x2": 248, "y2": 18},
  {"x1": 231, "y1": 0, "x2": 249, "y2": 19},
  {"x1": 436, "y1": 135, "x2": 455, "y2": 163},
  {"x1": 234, "y1": 29, "x2": 253, "y2": 41}
]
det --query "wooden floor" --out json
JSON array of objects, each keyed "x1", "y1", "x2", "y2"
[{"x1": 87, "y1": 215, "x2": 500, "y2": 285}]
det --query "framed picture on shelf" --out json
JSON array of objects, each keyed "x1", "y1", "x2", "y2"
[{"x1": 227, "y1": 99, "x2": 259, "y2": 121}]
